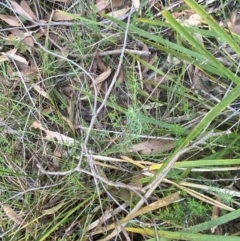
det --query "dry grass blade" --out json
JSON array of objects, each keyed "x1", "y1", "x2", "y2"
[
  {"x1": 87, "y1": 203, "x2": 127, "y2": 232},
  {"x1": 179, "y1": 180, "x2": 240, "y2": 198},
  {"x1": 164, "y1": 179, "x2": 234, "y2": 211},
  {"x1": 92, "y1": 191, "x2": 180, "y2": 238}
]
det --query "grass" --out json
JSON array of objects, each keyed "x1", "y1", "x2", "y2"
[{"x1": 1, "y1": 0, "x2": 240, "y2": 240}]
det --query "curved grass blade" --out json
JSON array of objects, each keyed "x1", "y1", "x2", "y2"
[{"x1": 162, "y1": 10, "x2": 240, "y2": 85}]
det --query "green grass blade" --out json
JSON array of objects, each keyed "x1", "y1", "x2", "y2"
[
  {"x1": 183, "y1": 0, "x2": 240, "y2": 56},
  {"x1": 151, "y1": 159, "x2": 240, "y2": 169},
  {"x1": 103, "y1": 14, "x2": 207, "y2": 61},
  {"x1": 35, "y1": 197, "x2": 92, "y2": 241},
  {"x1": 136, "y1": 37, "x2": 232, "y2": 77},
  {"x1": 153, "y1": 79, "x2": 240, "y2": 178},
  {"x1": 183, "y1": 208, "x2": 240, "y2": 233},
  {"x1": 162, "y1": 10, "x2": 240, "y2": 85},
  {"x1": 126, "y1": 227, "x2": 240, "y2": 240}
]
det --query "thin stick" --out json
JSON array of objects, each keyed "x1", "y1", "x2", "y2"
[
  {"x1": 76, "y1": 4, "x2": 134, "y2": 171},
  {"x1": 37, "y1": 163, "x2": 143, "y2": 193},
  {"x1": 70, "y1": 49, "x2": 151, "y2": 58}
]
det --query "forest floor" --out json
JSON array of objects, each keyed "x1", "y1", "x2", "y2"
[{"x1": 1, "y1": 0, "x2": 240, "y2": 240}]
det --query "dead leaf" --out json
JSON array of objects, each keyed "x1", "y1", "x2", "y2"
[
  {"x1": 95, "y1": 54, "x2": 107, "y2": 72},
  {"x1": 96, "y1": 0, "x2": 110, "y2": 12},
  {"x1": 194, "y1": 33, "x2": 204, "y2": 46},
  {"x1": 1, "y1": 203, "x2": 34, "y2": 235},
  {"x1": 111, "y1": 0, "x2": 125, "y2": 9},
  {"x1": 133, "y1": 0, "x2": 140, "y2": 10},
  {"x1": 61, "y1": 115, "x2": 75, "y2": 133},
  {"x1": 33, "y1": 28, "x2": 46, "y2": 41},
  {"x1": 172, "y1": 9, "x2": 195, "y2": 19},
  {"x1": 30, "y1": 121, "x2": 43, "y2": 129},
  {"x1": 20, "y1": 0, "x2": 38, "y2": 21},
  {"x1": 67, "y1": 93, "x2": 75, "y2": 121},
  {"x1": 142, "y1": 53, "x2": 157, "y2": 77},
  {"x1": 42, "y1": 107, "x2": 54, "y2": 115},
  {"x1": 15, "y1": 60, "x2": 28, "y2": 72},
  {"x1": 53, "y1": 10, "x2": 81, "y2": 21},
  {"x1": 188, "y1": 13, "x2": 203, "y2": 26},
  {"x1": 110, "y1": 188, "x2": 131, "y2": 204},
  {"x1": 192, "y1": 68, "x2": 216, "y2": 92},
  {"x1": 30, "y1": 121, "x2": 75, "y2": 144},
  {"x1": 43, "y1": 129, "x2": 75, "y2": 144},
  {"x1": 22, "y1": 60, "x2": 40, "y2": 80},
  {"x1": 8, "y1": 29, "x2": 34, "y2": 47},
  {"x1": 1, "y1": 49, "x2": 28, "y2": 65},
  {"x1": 0, "y1": 55, "x2": 9, "y2": 63},
  {"x1": 6, "y1": 63, "x2": 15, "y2": 77},
  {"x1": 0, "y1": 76, "x2": 10, "y2": 87},
  {"x1": 32, "y1": 84, "x2": 50, "y2": 99},
  {"x1": 177, "y1": 13, "x2": 203, "y2": 27},
  {"x1": 59, "y1": 46, "x2": 69, "y2": 58},
  {"x1": 53, "y1": 146, "x2": 64, "y2": 158},
  {"x1": 23, "y1": 36, "x2": 34, "y2": 47},
  {"x1": 107, "y1": 7, "x2": 130, "y2": 19},
  {"x1": 90, "y1": 67, "x2": 111, "y2": 87},
  {"x1": 1, "y1": 204, "x2": 23, "y2": 224},
  {"x1": 141, "y1": 44, "x2": 150, "y2": 65},
  {"x1": 119, "y1": 189, "x2": 131, "y2": 204},
  {"x1": 0, "y1": 14, "x2": 21, "y2": 26},
  {"x1": 227, "y1": 11, "x2": 240, "y2": 35},
  {"x1": 4, "y1": 33, "x2": 17, "y2": 46},
  {"x1": 42, "y1": 202, "x2": 65, "y2": 215},
  {"x1": 10, "y1": 0, "x2": 33, "y2": 20},
  {"x1": 3, "y1": 52, "x2": 28, "y2": 65},
  {"x1": 130, "y1": 139, "x2": 176, "y2": 154}
]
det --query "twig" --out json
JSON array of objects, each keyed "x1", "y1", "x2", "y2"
[
  {"x1": 76, "y1": 1, "x2": 135, "y2": 171},
  {"x1": 6, "y1": 183, "x2": 63, "y2": 202},
  {"x1": 0, "y1": 121, "x2": 19, "y2": 136},
  {"x1": 0, "y1": 21, "x2": 89, "y2": 32},
  {"x1": 37, "y1": 163, "x2": 143, "y2": 193},
  {"x1": 75, "y1": 124, "x2": 176, "y2": 140},
  {"x1": 70, "y1": 49, "x2": 151, "y2": 58}
]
